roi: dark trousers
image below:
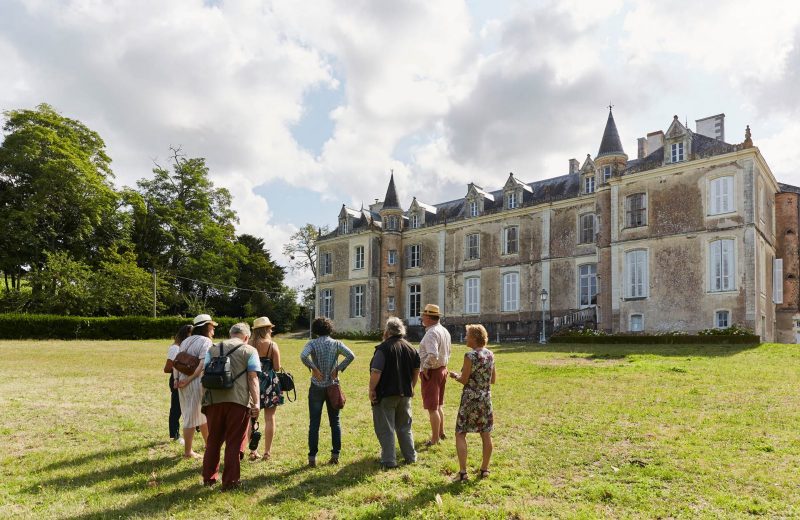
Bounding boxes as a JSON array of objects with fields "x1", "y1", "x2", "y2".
[
  {"x1": 168, "y1": 375, "x2": 181, "y2": 439},
  {"x1": 308, "y1": 384, "x2": 341, "y2": 458},
  {"x1": 202, "y1": 402, "x2": 250, "y2": 488}
]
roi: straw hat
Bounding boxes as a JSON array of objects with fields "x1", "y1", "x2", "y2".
[
  {"x1": 253, "y1": 316, "x2": 274, "y2": 330},
  {"x1": 421, "y1": 304, "x2": 442, "y2": 317},
  {"x1": 192, "y1": 314, "x2": 218, "y2": 327}
]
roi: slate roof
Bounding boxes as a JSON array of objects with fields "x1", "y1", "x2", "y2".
[
  {"x1": 597, "y1": 109, "x2": 625, "y2": 158},
  {"x1": 779, "y1": 183, "x2": 800, "y2": 194},
  {"x1": 382, "y1": 173, "x2": 400, "y2": 209}
]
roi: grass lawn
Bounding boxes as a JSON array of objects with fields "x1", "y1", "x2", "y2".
[{"x1": 1, "y1": 337, "x2": 799, "y2": 519}]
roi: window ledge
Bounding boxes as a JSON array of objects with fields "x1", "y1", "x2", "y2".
[
  {"x1": 622, "y1": 297, "x2": 648, "y2": 301},
  {"x1": 706, "y1": 210, "x2": 737, "y2": 217},
  {"x1": 622, "y1": 225, "x2": 648, "y2": 230},
  {"x1": 708, "y1": 289, "x2": 737, "y2": 294}
]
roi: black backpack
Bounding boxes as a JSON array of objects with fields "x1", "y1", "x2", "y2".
[{"x1": 202, "y1": 342, "x2": 246, "y2": 390}]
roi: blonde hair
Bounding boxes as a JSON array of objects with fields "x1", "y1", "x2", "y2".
[
  {"x1": 465, "y1": 324, "x2": 488, "y2": 347},
  {"x1": 248, "y1": 325, "x2": 272, "y2": 347}
]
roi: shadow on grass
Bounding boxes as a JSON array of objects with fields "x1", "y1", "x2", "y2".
[
  {"x1": 366, "y1": 477, "x2": 475, "y2": 519},
  {"x1": 36, "y1": 441, "x2": 161, "y2": 472},
  {"x1": 489, "y1": 341, "x2": 759, "y2": 358}
]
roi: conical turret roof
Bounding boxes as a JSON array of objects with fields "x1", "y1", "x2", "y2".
[
  {"x1": 382, "y1": 173, "x2": 400, "y2": 210},
  {"x1": 597, "y1": 108, "x2": 625, "y2": 158}
]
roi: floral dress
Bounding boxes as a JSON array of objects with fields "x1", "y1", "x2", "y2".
[
  {"x1": 455, "y1": 348, "x2": 494, "y2": 433},
  {"x1": 259, "y1": 341, "x2": 284, "y2": 409}
]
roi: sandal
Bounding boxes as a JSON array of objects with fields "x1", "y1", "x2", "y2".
[
  {"x1": 479, "y1": 469, "x2": 490, "y2": 479},
  {"x1": 424, "y1": 440, "x2": 438, "y2": 447},
  {"x1": 249, "y1": 452, "x2": 260, "y2": 461},
  {"x1": 261, "y1": 452, "x2": 271, "y2": 461},
  {"x1": 455, "y1": 470, "x2": 469, "y2": 482}
]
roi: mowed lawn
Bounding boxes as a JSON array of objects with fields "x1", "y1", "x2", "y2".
[{"x1": 1, "y1": 338, "x2": 799, "y2": 519}]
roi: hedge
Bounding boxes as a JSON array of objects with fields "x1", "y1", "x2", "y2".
[
  {"x1": 549, "y1": 334, "x2": 761, "y2": 345},
  {"x1": 0, "y1": 314, "x2": 255, "y2": 340}
]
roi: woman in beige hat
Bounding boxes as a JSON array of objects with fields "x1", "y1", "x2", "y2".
[{"x1": 247, "y1": 316, "x2": 283, "y2": 461}]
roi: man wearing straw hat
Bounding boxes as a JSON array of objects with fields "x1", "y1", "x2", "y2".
[{"x1": 418, "y1": 304, "x2": 451, "y2": 446}]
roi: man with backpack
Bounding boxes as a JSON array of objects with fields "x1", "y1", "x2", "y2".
[{"x1": 201, "y1": 322, "x2": 261, "y2": 490}]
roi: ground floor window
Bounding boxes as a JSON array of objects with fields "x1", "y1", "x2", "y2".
[
  {"x1": 320, "y1": 289, "x2": 334, "y2": 319},
  {"x1": 715, "y1": 310, "x2": 729, "y2": 328},
  {"x1": 630, "y1": 313, "x2": 643, "y2": 332},
  {"x1": 578, "y1": 264, "x2": 597, "y2": 307},
  {"x1": 408, "y1": 284, "x2": 421, "y2": 319}
]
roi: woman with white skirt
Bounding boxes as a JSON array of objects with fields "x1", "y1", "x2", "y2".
[{"x1": 176, "y1": 314, "x2": 216, "y2": 459}]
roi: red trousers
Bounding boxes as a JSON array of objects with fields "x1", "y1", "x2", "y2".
[{"x1": 202, "y1": 402, "x2": 249, "y2": 488}]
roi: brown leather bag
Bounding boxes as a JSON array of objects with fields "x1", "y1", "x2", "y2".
[
  {"x1": 325, "y1": 381, "x2": 346, "y2": 410},
  {"x1": 173, "y1": 351, "x2": 200, "y2": 376}
]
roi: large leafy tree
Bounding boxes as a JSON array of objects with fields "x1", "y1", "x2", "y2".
[
  {"x1": 0, "y1": 104, "x2": 121, "y2": 293},
  {"x1": 127, "y1": 148, "x2": 241, "y2": 313},
  {"x1": 283, "y1": 224, "x2": 329, "y2": 279}
]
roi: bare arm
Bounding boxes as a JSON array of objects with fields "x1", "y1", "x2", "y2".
[
  {"x1": 271, "y1": 342, "x2": 282, "y2": 371},
  {"x1": 449, "y1": 354, "x2": 472, "y2": 385},
  {"x1": 490, "y1": 366, "x2": 496, "y2": 384},
  {"x1": 368, "y1": 370, "x2": 381, "y2": 404},
  {"x1": 248, "y1": 371, "x2": 260, "y2": 416},
  {"x1": 411, "y1": 368, "x2": 420, "y2": 389}
]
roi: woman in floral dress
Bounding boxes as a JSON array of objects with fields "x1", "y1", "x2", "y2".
[
  {"x1": 247, "y1": 316, "x2": 283, "y2": 461},
  {"x1": 449, "y1": 324, "x2": 496, "y2": 481}
]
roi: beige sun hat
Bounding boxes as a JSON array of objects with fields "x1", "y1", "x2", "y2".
[
  {"x1": 253, "y1": 316, "x2": 274, "y2": 330},
  {"x1": 421, "y1": 304, "x2": 442, "y2": 317},
  {"x1": 192, "y1": 314, "x2": 218, "y2": 327}
]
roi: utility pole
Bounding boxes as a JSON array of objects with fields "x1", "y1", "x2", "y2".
[{"x1": 153, "y1": 268, "x2": 157, "y2": 318}]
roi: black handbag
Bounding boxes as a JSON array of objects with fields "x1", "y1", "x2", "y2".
[{"x1": 276, "y1": 370, "x2": 296, "y2": 402}]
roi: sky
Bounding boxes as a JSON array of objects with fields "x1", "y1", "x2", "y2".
[{"x1": 2, "y1": 0, "x2": 800, "y2": 291}]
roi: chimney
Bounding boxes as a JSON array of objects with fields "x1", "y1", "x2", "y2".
[
  {"x1": 569, "y1": 158, "x2": 580, "y2": 175},
  {"x1": 695, "y1": 113, "x2": 725, "y2": 142},
  {"x1": 637, "y1": 137, "x2": 646, "y2": 159},
  {"x1": 646, "y1": 131, "x2": 664, "y2": 156}
]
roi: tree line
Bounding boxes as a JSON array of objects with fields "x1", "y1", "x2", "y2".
[{"x1": 0, "y1": 104, "x2": 300, "y2": 329}]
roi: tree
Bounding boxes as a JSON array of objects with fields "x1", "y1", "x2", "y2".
[
  {"x1": 283, "y1": 224, "x2": 329, "y2": 280},
  {"x1": 127, "y1": 148, "x2": 240, "y2": 313},
  {"x1": 0, "y1": 104, "x2": 121, "y2": 294}
]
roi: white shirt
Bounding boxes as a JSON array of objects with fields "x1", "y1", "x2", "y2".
[
  {"x1": 418, "y1": 322, "x2": 451, "y2": 370},
  {"x1": 167, "y1": 343, "x2": 179, "y2": 379}
]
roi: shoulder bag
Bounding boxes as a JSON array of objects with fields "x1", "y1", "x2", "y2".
[
  {"x1": 326, "y1": 380, "x2": 346, "y2": 410},
  {"x1": 173, "y1": 350, "x2": 200, "y2": 376}
]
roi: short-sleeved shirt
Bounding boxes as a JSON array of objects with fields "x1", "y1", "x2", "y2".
[
  {"x1": 166, "y1": 343, "x2": 180, "y2": 361},
  {"x1": 203, "y1": 338, "x2": 261, "y2": 408},
  {"x1": 419, "y1": 322, "x2": 452, "y2": 370}
]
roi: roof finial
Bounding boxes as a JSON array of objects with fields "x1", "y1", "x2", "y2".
[
  {"x1": 743, "y1": 125, "x2": 753, "y2": 148},
  {"x1": 608, "y1": 102, "x2": 614, "y2": 112}
]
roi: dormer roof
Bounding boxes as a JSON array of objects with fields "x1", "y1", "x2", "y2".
[
  {"x1": 665, "y1": 115, "x2": 690, "y2": 139},
  {"x1": 466, "y1": 183, "x2": 495, "y2": 201},
  {"x1": 410, "y1": 197, "x2": 437, "y2": 214},
  {"x1": 580, "y1": 154, "x2": 596, "y2": 172},
  {"x1": 597, "y1": 108, "x2": 625, "y2": 158},
  {"x1": 504, "y1": 172, "x2": 533, "y2": 193}
]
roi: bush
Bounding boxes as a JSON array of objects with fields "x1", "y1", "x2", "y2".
[
  {"x1": 552, "y1": 327, "x2": 607, "y2": 337},
  {"x1": 697, "y1": 324, "x2": 754, "y2": 336},
  {"x1": 331, "y1": 330, "x2": 383, "y2": 342},
  {"x1": 0, "y1": 314, "x2": 256, "y2": 340}
]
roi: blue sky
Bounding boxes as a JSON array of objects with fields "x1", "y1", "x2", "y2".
[{"x1": 2, "y1": 0, "x2": 799, "y2": 289}]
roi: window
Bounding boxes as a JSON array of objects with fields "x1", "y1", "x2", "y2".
[
  {"x1": 388, "y1": 273, "x2": 395, "y2": 288},
  {"x1": 584, "y1": 175, "x2": 595, "y2": 194},
  {"x1": 709, "y1": 239, "x2": 735, "y2": 292},
  {"x1": 350, "y1": 285, "x2": 365, "y2": 317},
  {"x1": 321, "y1": 252, "x2": 332, "y2": 275},
  {"x1": 466, "y1": 233, "x2": 480, "y2": 260},
  {"x1": 410, "y1": 214, "x2": 420, "y2": 229},
  {"x1": 465, "y1": 277, "x2": 480, "y2": 314},
  {"x1": 715, "y1": 310, "x2": 729, "y2": 328},
  {"x1": 507, "y1": 191, "x2": 517, "y2": 209},
  {"x1": 671, "y1": 142, "x2": 684, "y2": 162},
  {"x1": 469, "y1": 200, "x2": 478, "y2": 217},
  {"x1": 625, "y1": 249, "x2": 648, "y2": 298},
  {"x1": 774, "y1": 258, "x2": 783, "y2": 304},
  {"x1": 502, "y1": 272, "x2": 519, "y2": 311},
  {"x1": 603, "y1": 165, "x2": 612, "y2": 182},
  {"x1": 320, "y1": 289, "x2": 334, "y2": 319},
  {"x1": 385, "y1": 215, "x2": 397, "y2": 231},
  {"x1": 354, "y1": 246, "x2": 364, "y2": 270},
  {"x1": 630, "y1": 314, "x2": 644, "y2": 332},
  {"x1": 579, "y1": 214, "x2": 595, "y2": 244},
  {"x1": 408, "y1": 283, "x2": 421, "y2": 318},
  {"x1": 709, "y1": 176, "x2": 734, "y2": 215},
  {"x1": 626, "y1": 193, "x2": 647, "y2": 227},
  {"x1": 502, "y1": 226, "x2": 519, "y2": 255},
  {"x1": 388, "y1": 249, "x2": 397, "y2": 265},
  {"x1": 339, "y1": 219, "x2": 349, "y2": 234},
  {"x1": 578, "y1": 264, "x2": 597, "y2": 307},
  {"x1": 406, "y1": 244, "x2": 420, "y2": 268},
  {"x1": 387, "y1": 296, "x2": 395, "y2": 312}
]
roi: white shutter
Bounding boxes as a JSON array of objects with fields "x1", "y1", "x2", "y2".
[{"x1": 774, "y1": 258, "x2": 784, "y2": 304}]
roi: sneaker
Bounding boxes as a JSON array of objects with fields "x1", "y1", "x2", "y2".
[
  {"x1": 178, "y1": 438, "x2": 185, "y2": 446},
  {"x1": 308, "y1": 456, "x2": 316, "y2": 467},
  {"x1": 328, "y1": 456, "x2": 339, "y2": 465}
]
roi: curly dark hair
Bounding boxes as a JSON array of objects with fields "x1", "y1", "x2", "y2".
[{"x1": 311, "y1": 317, "x2": 334, "y2": 337}]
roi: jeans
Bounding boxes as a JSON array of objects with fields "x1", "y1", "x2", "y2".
[
  {"x1": 308, "y1": 384, "x2": 341, "y2": 458},
  {"x1": 372, "y1": 395, "x2": 416, "y2": 467},
  {"x1": 168, "y1": 375, "x2": 181, "y2": 439}
]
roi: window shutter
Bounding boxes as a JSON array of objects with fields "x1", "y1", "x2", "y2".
[
  {"x1": 330, "y1": 292, "x2": 334, "y2": 320},
  {"x1": 405, "y1": 246, "x2": 410, "y2": 268},
  {"x1": 774, "y1": 258, "x2": 784, "y2": 304},
  {"x1": 349, "y1": 286, "x2": 355, "y2": 318}
]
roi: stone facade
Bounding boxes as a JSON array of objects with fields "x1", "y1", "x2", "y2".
[{"x1": 316, "y1": 110, "x2": 796, "y2": 342}]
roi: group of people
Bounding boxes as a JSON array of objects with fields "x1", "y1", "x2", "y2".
[{"x1": 162, "y1": 303, "x2": 496, "y2": 490}]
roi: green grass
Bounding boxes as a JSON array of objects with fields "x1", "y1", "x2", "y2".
[{"x1": 1, "y1": 338, "x2": 799, "y2": 519}]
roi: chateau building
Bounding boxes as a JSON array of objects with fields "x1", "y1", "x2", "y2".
[{"x1": 316, "y1": 110, "x2": 800, "y2": 342}]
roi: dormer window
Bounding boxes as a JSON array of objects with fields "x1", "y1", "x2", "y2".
[
  {"x1": 410, "y1": 214, "x2": 420, "y2": 229},
  {"x1": 671, "y1": 142, "x2": 684, "y2": 162},
  {"x1": 603, "y1": 166, "x2": 612, "y2": 182},
  {"x1": 506, "y1": 192, "x2": 517, "y2": 209},
  {"x1": 385, "y1": 215, "x2": 397, "y2": 231},
  {"x1": 339, "y1": 219, "x2": 349, "y2": 234},
  {"x1": 584, "y1": 176, "x2": 595, "y2": 194},
  {"x1": 469, "y1": 200, "x2": 479, "y2": 217}
]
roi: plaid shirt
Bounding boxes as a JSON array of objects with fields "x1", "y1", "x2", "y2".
[{"x1": 300, "y1": 336, "x2": 355, "y2": 388}]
